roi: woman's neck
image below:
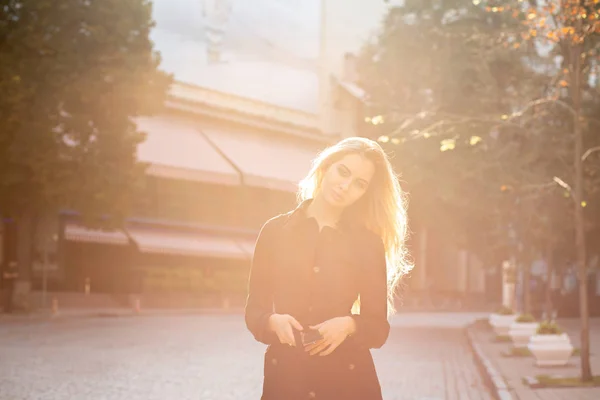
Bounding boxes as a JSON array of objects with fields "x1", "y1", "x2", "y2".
[{"x1": 305, "y1": 194, "x2": 344, "y2": 230}]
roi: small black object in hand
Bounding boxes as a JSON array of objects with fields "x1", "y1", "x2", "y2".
[{"x1": 301, "y1": 329, "x2": 323, "y2": 346}]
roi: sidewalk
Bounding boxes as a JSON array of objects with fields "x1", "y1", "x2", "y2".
[
  {"x1": 0, "y1": 307, "x2": 488, "y2": 325},
  {"x1": 467, "y1": 318, "x2": 600, "y2": 400},
  {"x1": 0, "y1": 306, "x2": 245, "y2": 323}
]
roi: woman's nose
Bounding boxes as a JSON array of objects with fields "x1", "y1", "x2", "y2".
[{"x1": 339, "y1": 179, "x2": 351, "y2": 191}]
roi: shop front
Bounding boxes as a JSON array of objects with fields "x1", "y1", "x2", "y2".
[
  {"x1": 40, "y1": 108, "x2": 327, "y2": 308},
  {"x1": 56, "y1": 214, "x2": 259, "y2": 307}
]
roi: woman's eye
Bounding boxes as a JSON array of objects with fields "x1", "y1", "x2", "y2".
[
  {"x1": 355, "y1": 181, "x2": 367, "y2": 190},
  {"x1": 337, "y1": 166, "x2": 349, "y2": 177}
]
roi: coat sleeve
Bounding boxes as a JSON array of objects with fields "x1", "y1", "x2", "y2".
[
  {"x1": 244, "y1": 218, "x2": 279, "y2": 345},
  {"x1": 350, "y1": 234, "x2": 390, "y2": 349}
]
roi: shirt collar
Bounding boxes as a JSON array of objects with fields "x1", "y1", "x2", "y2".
[
  {"x1": 284, "y1": 198, "x2": 358, "y2": 231},
  {"x1": 283, "y1": 199, "x2": 313, "y2": 229}
]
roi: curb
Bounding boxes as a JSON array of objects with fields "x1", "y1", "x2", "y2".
[{"x1": 465, "y1": 324, "x2": 514, "y2": 400}]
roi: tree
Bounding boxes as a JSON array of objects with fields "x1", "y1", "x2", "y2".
[
  {"x1": 363, "y1": 0, "x2": 600, "y2": 382},
  {"x1": 356, "y1": 0, "x2": 545, "y2": 268},
  {"x1": 0, "y1": 0, "x2": 172, "y2": 302},
  {"x1": 485, "y1": 0, "x2": 600, "y2": 382}
]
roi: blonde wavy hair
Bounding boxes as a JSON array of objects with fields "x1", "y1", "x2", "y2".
[{"x1": 298, "y1": 137, "x2": 413, "y2": 316}]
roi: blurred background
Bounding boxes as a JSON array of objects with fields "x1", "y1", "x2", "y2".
[
  {"x1": 0, "y1": 0, "x2": 401, "y2": 314},
  {"x1": 1, "y1": 0, "x2": 599, "y2": 322},
  {"x1": 3, "y1": 1, "x2": 600, "y2": 398}
]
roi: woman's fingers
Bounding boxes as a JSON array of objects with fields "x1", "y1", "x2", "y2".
[
  {"x1": 279, "y1": 333, "x2": 295, "y2": 346},
  {"x1": 318, "y1": 338, "x2": 342, "y2": 356},
  {"x1": 289, "y1": 316, "x2": 304, "y2": 331},
  {"x1": 303, "y1": 339, "x2": 322, "y2": 353},
  {"x1": 273, "y1": 315, "x2": 304, "y2": 346},
  {"x1": 304, "y1": 331, "x2": 343, "y2": 356},
  {"x1": 309, "y1": 323, "x2": 323, "y2": 331},
  {"x1": 308, "y1": 338, "x2": 330, "y2": 356},
  {"x1": 275, "y1": 324, "x2": 294, "y2": 346},
  {"x1": 276, "y1": 331, "x2": 288, "y2": 345},
  {"x1": 286, "y1": 326, "x2": 297, "y2": 346}
]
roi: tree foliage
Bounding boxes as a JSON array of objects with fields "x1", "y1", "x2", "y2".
[
  {"x1": 0, "y1": 0, "x2": 172, "y2": 226},
  {"x1": 358, "y1": 0, "x2": 551, "y2": 264},
  {"x1": 360, "y1": 0, "x2": 600, "y2": 381},
  {"x1": 359, "y1": 0, "x2": 600, "y2": 262}
]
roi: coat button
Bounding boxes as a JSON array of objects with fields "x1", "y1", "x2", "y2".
[
  {"x1": 271, "y1": 358, "x2": 278, "y2": 366},
  {"x1": 308, "y1": 391, "x2": 316, "y2": 398},
  {"x1": 313, "y1": 266, "x2": 320, "y2": 273},
  {"x1": 348, "y1": 363, "x2": 355, "y2": 370}
]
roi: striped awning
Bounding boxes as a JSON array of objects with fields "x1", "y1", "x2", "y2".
[
  {"x1": 236, "y1": 236, "x2": 257, "y2": 257},
  {"x1": 64, "y1": 224, "x2": 129, "y2": 245},
  {"x1": 201, "y1": 128, "x2": 322, "y2": 192},
  {"x1": 127, "y1": 228, "x2": 250, "y2": 260},
  {"x1": 135, "y1": 115, "x2": 242, "y2": 186},
  {"x1": 63, "y1": 222, "x2": 257, "y2": 260}
]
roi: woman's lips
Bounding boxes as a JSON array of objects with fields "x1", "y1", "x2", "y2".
[{"x1": 331, "y1": 190, "x2": 344, "y2": 202}]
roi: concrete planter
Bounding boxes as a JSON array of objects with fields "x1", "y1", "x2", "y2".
[
  {"x1": 508, "y1": 322, "x2": 539, "y2": 348},
  {"x1": 527, "y1": 333, "x2": 573, "y2": 367},
  {"x1": 488, "y1": 312, "x2": 512, "y2": 325},
  {"x1": 490, "y1": 314, "x2": 518, "y2": 336}
]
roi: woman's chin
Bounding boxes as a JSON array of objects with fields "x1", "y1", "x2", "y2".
[{"x1": 324, "y1": 193, "x2": 346, "y2": 208}]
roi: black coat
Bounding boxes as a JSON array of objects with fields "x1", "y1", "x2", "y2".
[{"x1": 245, "y1": 200, "x2": 390, "y2": 400}]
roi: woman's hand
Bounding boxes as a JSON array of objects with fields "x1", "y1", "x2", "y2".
[
  {"x1": 268, "y1": 314, "x2": 303, "y2": 346},
  {"x1": 305, "y1": 316, "x2": 356, "y2": 356}
]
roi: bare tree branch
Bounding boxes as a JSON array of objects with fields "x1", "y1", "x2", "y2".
[
  {"x1": 385, "y1": 96, "x2": 582, "y2": 140},
  {"x1": 582, "y1": 146, "x2": 600, "y2": 162}
]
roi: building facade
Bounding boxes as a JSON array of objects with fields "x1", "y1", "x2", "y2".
[
  {"x1": 2, "y1": 0, "x2": 374, "y2": 310},
  {"x1": 4, "y1": 0, "x2": 572, "y2": 313}
]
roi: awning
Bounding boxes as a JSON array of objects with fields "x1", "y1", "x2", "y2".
[
  {"x1": 135, "y1": 115, "x2": 241, "y2": 186},
  {"x1": 236, "y1": 236, "x2": 257, "y2": 257},
  {"x1": 201, "y1": 129, "x2": 322, "y2": 192},
  {"x1": 127, "y1": 227, "x2": 250, "y2": 260},
  {"x1": 64, "y1": 223, "x2": 129, "y2": 245}
]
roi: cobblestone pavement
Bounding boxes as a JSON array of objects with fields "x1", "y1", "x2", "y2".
[{"x1": 0, "y1": 313, "x2": 493, "y2": 400}]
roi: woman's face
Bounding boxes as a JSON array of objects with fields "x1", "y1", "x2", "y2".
[{"x1": 320, "y1": 153, "x2": 375, "y2": 209}]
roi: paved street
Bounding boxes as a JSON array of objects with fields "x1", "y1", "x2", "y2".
[{"x1": 0, "y1": 313, "x2": 493, "y2": 400}]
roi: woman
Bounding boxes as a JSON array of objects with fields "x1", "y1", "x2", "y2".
[{"x1": 245, "y1": 137, "x2": 411, "y2": 399}]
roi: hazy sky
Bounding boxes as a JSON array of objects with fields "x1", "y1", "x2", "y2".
[
  {"x1": 148, "y1": 0, "x2": 395, "y2": 111},
  {"x1": 151, "y1": 0, "x2": 392, "y2": 72}
]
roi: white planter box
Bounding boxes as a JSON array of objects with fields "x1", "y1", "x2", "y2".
[
  {"x1": 489, "y1": 312, "x2": 513, "y2": 325},
  {"x1": 528, "y1": 333, "x2": 573, "y2": 367},
  {"x1": 509, "y1": 322, "x2": 539, "y2": 348},
  {"x1": 490, "y1": 314, "x2": 518, "y2": 336}
]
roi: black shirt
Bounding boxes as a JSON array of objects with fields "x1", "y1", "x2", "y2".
[{"x1": 244, "y1": 199, "x2": 390, "y2": 400}]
